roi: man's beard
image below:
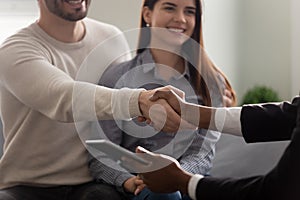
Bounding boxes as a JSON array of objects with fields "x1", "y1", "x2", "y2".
[{"x1": 44, "y1": 0, "x2": 90, "y2": 22}]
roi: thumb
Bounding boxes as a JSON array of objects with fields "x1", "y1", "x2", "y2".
[
  {"x1": 136, "y1": 146, "x2": 153, "y2": 155},
  {"x1": 149, "y1": 91, "x2": 161, "y2": 101},
  {"x1": 166, "y1": 85, "x2": 185, "y2": 99},
  {"x1": 149, "y1": 90, "x2": 172, "y2": 102}
]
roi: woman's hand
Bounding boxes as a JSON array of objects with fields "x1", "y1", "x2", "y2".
[
  {"x1": 123, "y1": 176, "x2": 146, "y2": 195},
  {"x1": 223, "y1": 88, "x2": 235, "y2": 107}
]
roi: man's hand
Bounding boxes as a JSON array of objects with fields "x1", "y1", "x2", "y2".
[
  {"x1": 123, "y1": 176, "x2": 146, "y2": 195},
  {"x1": 133, "y1": 146, "x2": 192, "y2": 194},
  {"x1": 149, "y1": 85, "x2": 186, "y2": 115},
  {"x1": 138, "y1": 86, "x2": 184, "y2": 133},
  {"x1": 148, "y1": 86, "x2": 199, "y2": 129}
]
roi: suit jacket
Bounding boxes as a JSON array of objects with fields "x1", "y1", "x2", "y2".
[{"x1": 196, "y1": 96, "x2": 300, "y2": 200}]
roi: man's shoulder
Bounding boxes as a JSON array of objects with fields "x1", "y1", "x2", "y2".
[{"x1": 0, "y1": 23, "x2": 41, "y2": 55}]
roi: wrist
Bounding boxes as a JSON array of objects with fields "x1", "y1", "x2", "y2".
[
  {"x1": 138, "y1": 90, "x2": 148, "y2": 116},
  {"x1": 176, "y1": 171, "x2": 192, "y2": 194},
  {"x1": 129, "y1": 89, "x2": 145, "y2": 117},
  {"x1": 198, "y1": 106, "x2": 214, "y2": 129},
  {"x1": 182, "y1": 102, "x2": 201, "y2": 127}
]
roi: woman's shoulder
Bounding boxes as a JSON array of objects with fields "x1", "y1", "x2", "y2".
[{"x1": 98, "y1": 56, "x2": 140, "y2": 87}]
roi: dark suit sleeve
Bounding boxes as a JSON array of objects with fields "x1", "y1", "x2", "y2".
[
  {"x1": 196, "y1": 176, "x2": 266, "y2": 200},
  {"x1": 241, "y1": 97, "x2": 299, "y2": 143},
  {"x1": 195, "y1": 97, "x2": 300, "y2": 200},
  {"x1": 196, "y1": 126, "x2": 300, "y2": 200}
]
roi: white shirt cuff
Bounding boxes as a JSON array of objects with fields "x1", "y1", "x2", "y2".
[
  {"x1": 188, "y1": 174, "x2": 204, "y2": 200},
  {"x1": 214, "y1": 107, "x2": 242, "y2": 136}
]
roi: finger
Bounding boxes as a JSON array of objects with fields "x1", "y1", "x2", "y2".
[
  {"x1": 149, "y1": 90, "x2": 171, "y2": 101},
  {"x1": 134, "y1": 184, "x2": 146, "y2": 195},
  {"x1": 152, "y1": 116, "x2": 180, "y2": 133},
  {"x1": 134, "y1": 188, "x2": 140, "y2": 195},
  {"x1": 137, "y1": 116, "x2": 147, "y2": 122},
  {"x1": 223, "y1": 96, "x2": 232, "y2": 107},
  {"x1": 136, "y1": 146, "x2": 153, "y2": 154},
  {"x1": 146, "y1": 98, "x2": 181, "y2": 132},
  {"x1": 148, "y1": 103, "x2": 167, "y2": 131},
  {"x1": 224, "y1": 89, "x2": 232, "y2": 97},
  {"x1": 134, "y1": 179, "x2": 144, "y2": 185},
  {"x1": 165, "y1": 85, "x2": 185, "y2": 99}
]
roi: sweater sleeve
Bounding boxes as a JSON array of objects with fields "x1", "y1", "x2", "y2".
[{"x1": 0, "y1": 40, "x2": 142, "y2": 122}]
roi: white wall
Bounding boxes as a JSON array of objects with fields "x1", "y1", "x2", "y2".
[
  {"x1": 238, "y1": 0, "x2": 292, "y2": 101},
  {"x1": 291, "y1": 0, "x2": 300, "y2": 96},
  {"x1": 203, "y1": 0, "x2": 293, "y2": 102},
  {"x1": 202, "y1": 0, "x2": 240, "y2": 100},
  {"x1": 88, "y1": 0, "x2": 142, "y2": 50},
  {"x1": 88, "y1": 0, "x2": 142, "y2": 30},
  {"x1": 0, "y1": 0, "x2": 38, "y2": 43}
]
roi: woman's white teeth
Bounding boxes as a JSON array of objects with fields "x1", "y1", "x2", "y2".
[
  {"x1": 67, "y1": 0, "x2": 82, "y2": 4},
  {"x1": 168, "y1": 28, "x2": 184, "y2": 33}
]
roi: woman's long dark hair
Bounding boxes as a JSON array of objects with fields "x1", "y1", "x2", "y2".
[{"x1": 137, "y1": 0, "x2": 237, "y2": 106}]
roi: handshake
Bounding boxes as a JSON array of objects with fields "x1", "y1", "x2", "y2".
[{"x1": 138, "y1": 85, "x2": 206, "y2": 133}]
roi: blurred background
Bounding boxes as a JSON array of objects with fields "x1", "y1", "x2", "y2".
[{"x1": 1, "y1": 0, "x2": 299, "y2": 102}]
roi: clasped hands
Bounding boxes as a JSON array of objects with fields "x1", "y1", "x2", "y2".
[{"x1": 138, "y1": 85, "x2": 197, "y2": 133}]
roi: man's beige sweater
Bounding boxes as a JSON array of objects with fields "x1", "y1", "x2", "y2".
[{"x1": 0, "y1": 18, "x2": 142, "y2": 189}]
